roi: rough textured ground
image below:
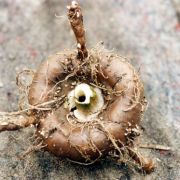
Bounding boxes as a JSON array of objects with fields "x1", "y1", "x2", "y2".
[{"x1": 0, "y1": 0, "x2": 179, "y2": 179}]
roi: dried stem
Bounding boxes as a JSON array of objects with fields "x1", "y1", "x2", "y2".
[
  {"x1": 139, "y1": 144, "x2": 171, "y2": 151},
  {"x1": 0, "y1": 114, "x2": 35, "y2": 133},
  {"x1": 127, "y1": 147, "x2": 155, "y2": 174},
  {"x1": 67, "y1": 1, "x2": 88, "y2": 59}
]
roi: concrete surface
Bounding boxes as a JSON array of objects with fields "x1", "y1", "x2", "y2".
[{"x1": 0, "y1": 0, "x2": 180, "y2": 179}]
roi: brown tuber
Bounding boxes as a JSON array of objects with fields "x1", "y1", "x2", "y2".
[{"x1": 0, "y1": 1, "x2": 154, "y2": 174}]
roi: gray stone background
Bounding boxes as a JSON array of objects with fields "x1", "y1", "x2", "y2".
[{"x1": 0, "y1": 0, "x2": 179, "y2": 179}]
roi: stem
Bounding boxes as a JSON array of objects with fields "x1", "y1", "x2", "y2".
[
  {"x1": 127, "y1": 147, "x2": 155, "y2": 174},
  {"x1": 0, "y1": 114, "x2": 35, "y2": 133},
  {"x1": 139, "y1": 144, "x2": 171, "y2": 151},
  {"x1": 67, "y1": 1, "x2": 88, "y2": 59}
]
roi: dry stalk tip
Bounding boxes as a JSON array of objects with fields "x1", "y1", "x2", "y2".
[{"x1": 67, "y1": 1, "x2": 88, "y2": 59}]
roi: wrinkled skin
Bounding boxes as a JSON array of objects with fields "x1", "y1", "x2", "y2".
[{"x1": 28, "y1": 51, "x2": 145, "y2": 163}]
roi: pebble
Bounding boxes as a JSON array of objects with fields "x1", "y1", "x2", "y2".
[
  {"x1": 0, "y1": 81, "x2": 3, "y2": 88},
  {"x1": 8, "y1": 53, "x2": 16, "y2": 61}
]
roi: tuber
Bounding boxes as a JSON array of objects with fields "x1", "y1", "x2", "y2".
[{"x1": 0, "y1": 1, "x2": 155, "y2": 174}]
